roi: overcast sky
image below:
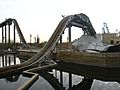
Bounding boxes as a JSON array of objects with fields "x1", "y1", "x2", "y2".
[{"x1": 0, "y1": 0, "x2": 120, "y2": 42}]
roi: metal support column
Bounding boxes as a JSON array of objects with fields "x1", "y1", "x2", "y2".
[
  {"x1": 60, "y1": 35, "x2": 62, "y2": 49},
  {"x1": 4, "y1": 25, "x2": 7, "y2": 50},
  {"x1": 2, "y1": 27, "x2": 4, "y2": 51},
  {"x1": 69, "y1": 73, "x2": 72, "y2": 89},
  {"x1": 68, "y1": 25, "x2": 72, "y2": 50},
  {"x1": 8, "y1": 24, "x2": 10, "y2": 44},
  {"x1": 5, "y1": 25, "x2": 7, "y2": 44},
  {"x1": 13, "y1": 24, "x2": 16, "y2": 51}
]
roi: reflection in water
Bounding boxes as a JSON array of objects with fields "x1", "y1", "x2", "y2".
[
  {"x1": 0, "y1": 54, "x2": 20, "y2": 67},
  {"x1": 51, "y1": 70, "x2": 93, "y2": 90},
  {"x1": 50, "y1": 70, "x2": 120, "y2": 90},
  {"x1": 5, "y1": 75, "x2": 19, "y2": 82},
  {"x1": 38, "y1": 71, "x2": 65, "y2": 90},
  {"x1": 0, "y1": 69, "x2": 120, "y2": 90},
  {"x1": 0, "y1": 55, "x2": 120, "y2": 90},
  {"x1": 0, "y1": 75, "x2": 29, "y2": 90},
  {"x1": 91, "y1": 80, "x2": 120, "y2": 90},
  {"x1": 68, "y1": 77, "x2": 93, "y2": 90}
]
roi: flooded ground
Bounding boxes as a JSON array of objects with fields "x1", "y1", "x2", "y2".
[{"x1": 0, "y1": 54, "x2": 120, "y2": 90}]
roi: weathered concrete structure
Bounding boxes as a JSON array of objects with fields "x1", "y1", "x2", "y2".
[{"x1": 102, "y1": 33, "x2": 120, "y2": 45}]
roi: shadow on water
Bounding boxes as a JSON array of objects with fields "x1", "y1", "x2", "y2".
[{"x1": 0, "y1": 54, "x2": 120, "y2": 90}]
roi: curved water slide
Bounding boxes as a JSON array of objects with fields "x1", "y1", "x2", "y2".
[
  {"x1": 13, "y1": 19, "x2": 31, "y2": 48},
  {"x1": 0, "y1": 18, "x2": 30, "y2": 48},
  {"x1": 0, "y1": 13, "x2": 96, "y2": 77}
]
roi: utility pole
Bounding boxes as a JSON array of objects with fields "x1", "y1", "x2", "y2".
[
  {"x1": 30, "y1": 34, "x2": 32, "y2": 43},
  {"x1": 37, "y1": 34, "x2": 40, "y2": 43},
  {"x1": 34, "y1": 37, "x2": 36, "y2": 43}
]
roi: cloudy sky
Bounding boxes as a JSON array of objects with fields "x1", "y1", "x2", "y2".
[{"x1": 0, "y1": 0, "x2": 120, "y2": 42}]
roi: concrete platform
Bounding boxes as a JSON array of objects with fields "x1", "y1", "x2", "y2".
[
  {"x1": 18, "y1": 49, "x2": 120, "y2": 67},
  {"x1": 55, "y1": 50, "x2": 120, "y2": 67}
]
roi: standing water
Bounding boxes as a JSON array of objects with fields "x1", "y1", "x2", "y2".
[{"x1": 0, "y1": 54, "x2": 120, "y2": 90}]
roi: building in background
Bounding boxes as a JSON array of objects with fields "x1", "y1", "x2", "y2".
[{"x1": 102, "y1": 33, "x2": 120, "y2": 45}]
